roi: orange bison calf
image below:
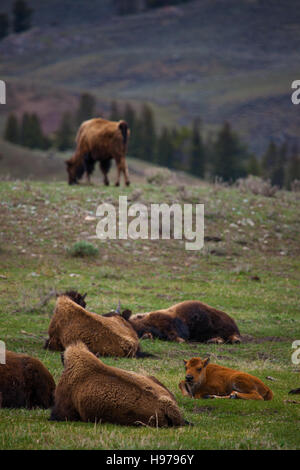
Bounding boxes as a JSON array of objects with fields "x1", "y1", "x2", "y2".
[
  {"x1": 65, "y1": 117, "x2": 130, "y2": 186},
  {"x1": 0, "y1": 351, "x2": 55, "y2": 408},
  {"x1": 179, "y1": 357, "x2": 273, "y2": 401},
  {"x1": 44, "y1": 295, "x2": 145, "y2": 358},
  {"x1": 50, "y1": 342, "x2": 186, "y2": 426},
  {"x1": 129, "y1": 300, "x2": 241, "y2": 344}
]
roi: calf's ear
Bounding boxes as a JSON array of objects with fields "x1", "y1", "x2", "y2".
[
  {"x1": 203, "y1": 357, "x2": 210, "y2": 367},
  {"x1": 183, "y1": 359, "x2": 187, "y2": 365}
]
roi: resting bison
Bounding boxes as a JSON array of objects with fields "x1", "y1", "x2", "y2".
[
  {"x1": 179, "y1": 357, "x2": 273, "y2": 400},
  {"x1": 50, "y1": 342, "x2": 186, "y2": 426},
  {"x1": 44, "y1": 295, "x2": 150, "y2": 358},
  {"x1": 128, "y1": 301, "x2": 241, "y2": 344},
  {"x1": 0, "y1": 350, "x2": 55, "y2": 408},
  {"x1": 65, "y1": 117, "x2": 130, "y2": 186}
]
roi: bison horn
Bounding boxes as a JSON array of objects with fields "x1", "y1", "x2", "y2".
[{"x1": 115, "y1": 300, "x2": 121, "y2": 314}]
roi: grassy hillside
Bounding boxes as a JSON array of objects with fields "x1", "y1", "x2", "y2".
[
  {"x1": 0, "y1": 175, "x2": 299, "y2": 449},
  {"x1": 1, "y1": 0, "x2": 300, "y2": 153}
]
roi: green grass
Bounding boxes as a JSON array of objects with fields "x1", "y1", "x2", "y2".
[
  {"x1": 0, "y1": 179, "x2": 299, "y2": 449},
  {"x1": 67, "y1": 241, "x2": 99, "y2": 258}
]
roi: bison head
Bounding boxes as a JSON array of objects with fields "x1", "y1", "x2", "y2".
[
  {"x1": 183, "y1": 357, "x2": 210, "y2": 386},
  {"x1": 65, "y1": 159, "x2": 85, "y2": 185}
]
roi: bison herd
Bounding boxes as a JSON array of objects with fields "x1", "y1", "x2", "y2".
[
  {"x1": 0, "y1": 290, "x2": 275, "y2": 427},
  {"x1": 0, "y1": 116, "x2": 279, "y2": 428}
]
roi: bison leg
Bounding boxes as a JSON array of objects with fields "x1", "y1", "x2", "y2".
[
  {"x1": 116, "y1": 158, "x2": 130, "y2": 186},
  {"x1": 141, "y1": 332, "x2": 153, "y2": 340},
  {"x1": 207, "y1": 337, "x2": 224, "y2": 344},
  {"x1": 100, "y1": 160, "x2": 111, "y2": 186},
  {"x1": 228, "y1": 334, "x2": 242, "y2": 344},
  {"x1": 229, "y1": 390, "x2": 264, "y2": 400}
]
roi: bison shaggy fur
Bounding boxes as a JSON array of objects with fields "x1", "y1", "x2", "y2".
[
  {"x1": 0, "y1": 350, "x2": 55, "y2": 409},
  {"x1": 50, "y1": 342, "x2": 186, "y2": 426},
  {"x1": 65, "y1": 117, "x2": 130, "y2": 186},
  {"x1": 44, "y1": 295, "x2": 142, "y2": 358},
  {"x1": 129, "y1": 300, "x2": 241, "y2": 344}
]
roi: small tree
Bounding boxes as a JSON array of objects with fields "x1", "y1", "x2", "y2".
[
  {"x1": 4, "y1": 113, "x2": 19, "y2": 144},
  {"x1": 139, "y1": 103, "x2": 156, "y2": 162},
  {"x1": 247, "y1": 154, "x2": 261, "y2": 176},
  {"x1": 212, "y1": 121, "x2": 247, "y2": 182},
  {"x1": 0, "y1": 13, "x2": 9, "y2": 40},
  {"x1": 190, "y1": 118, "x2": 205, "y2": 178},
  {"x1": 156, "y1": 126, "x2": 174, "y2": 167},
  {"x1": 75, "y1": 93, "x2": 96, "y2": 126},
  {"x1": 20, "y1": 113, "x2": 48, "y2": 149},
  {"x1": 261, "y1": 140, "x2": 277, "y2": 180},
  {"x1": 124, "y1": 103, "x2": 136, "y2": 130},
  {"x1": 284, "y1": 144, "x2": 300, "y2": 190},
  {"x1": 271, "y1": 141, "x2": 287, "y2": 188},
  {"x1": 55, "y1": 112, "x2": 74, "y2": 151},
  {"x1": 110, "y1": 101, "x2": 120, "y2": 121},
  {"x1": 13, "y1": 0, "x2": 32, "y2": 33}
]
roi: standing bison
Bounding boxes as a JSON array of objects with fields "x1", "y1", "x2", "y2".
[{"x1": 65, "y1": 118, "x2": 130, "y2": 186}]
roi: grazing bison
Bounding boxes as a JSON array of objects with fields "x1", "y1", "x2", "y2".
[
  {"x1": 50, "y1": 342, "x2": 187, "y2": 426},
  {"x1": 0, "y1": 350, "x2": 55, "y2": 408},
  {"x1": 128, "y1": 301, "x2": 241, "y2": 344},
  {"x1": 44, "y1": 295, "x2": 150, "y2": 358},
  {"x1": 179, "y1": 357, "x2": 273, "y2": 401},
  {"x1": 65, "y1": 117, "x2": 130, "y2": 186}
]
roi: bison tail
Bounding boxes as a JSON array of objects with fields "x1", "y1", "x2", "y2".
[{"x1": 119, "y1": 120, "x2": 128, "y2": 146}]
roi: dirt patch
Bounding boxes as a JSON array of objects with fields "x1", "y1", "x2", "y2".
[
  {"x1": 241, "y1": 334, "x2": 288, "y2": 344},
  {"x1": 193, "y1": 405, "x2": 215, "y2": 415}
]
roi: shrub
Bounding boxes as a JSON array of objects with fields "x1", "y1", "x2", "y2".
[
  {"x1": 145, "y1": 168, "x2": 175, "y2": 185},
  {"x1": 236, "y1": 176, "x2": 278, "y2": 197},
  {"x1": 291, "y1": 179, "x2": 300, "y2": 193},
  {"x1": 67, "y1": 241, "x2": 99, "y2": 258}
]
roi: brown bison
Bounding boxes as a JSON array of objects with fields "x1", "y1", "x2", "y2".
[
  {"x1": 179, "y1": 357, "x2": 273, "y2": 400},
  {"x1": 50, "y1": 342, "x2": 187, "y2": 426},
  {"x1": 126, "y1": 300, "x2": 241, "y2": 344},
  {"x1": 0, "y1": 350, "x2": 55, "y2": 408},
  {"x1": 44, "y1": 295, "x2": 150, "y2": 358},
  {"x1": 65, "y1": 117, "x2": 130, "y2": 186}
]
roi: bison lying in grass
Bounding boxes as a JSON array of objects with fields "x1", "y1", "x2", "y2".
[
  {"x1": 44, "y1": 295, "x2": 150, "y2": 358},
  {"x1": 127, "y1": 300, "x2": 241, "y2": 344},
  {"x1": 65, "y1": 117, "x2": 130, "y2": 186},
  {"x1": 179, "y1": 357, "x2": 273, "y2": 400},
  {"x1": 50, "y1": 342, "x2": 187, "y2": 426},
  {"x1": 0, "y1": 350, "x2": 55, "y2": 409}
]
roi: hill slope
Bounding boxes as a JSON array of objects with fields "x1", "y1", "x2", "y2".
[
  {"x1": 0, "y1": 178, "x2": 299, "y2": 449},
  {"x1": 0, "y1": 0, "x2": 300, "y2": 153}
]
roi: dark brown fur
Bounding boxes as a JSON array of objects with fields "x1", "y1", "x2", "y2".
[
  {"x1": 129, "y1": 301, "x2": 241, "y2": 344},
  {"x1": 62, "y1": 290, "x2": 87, "y2": 308},
  {"x1": 50, "y1": 342, "x2": 186, "y2": 426},
  {"x1": 65, "y1": 117, "x2": 130, "y2": 186},
  {"x1": 0, "y1": 351, "x2": 55, "y2": 408}
]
